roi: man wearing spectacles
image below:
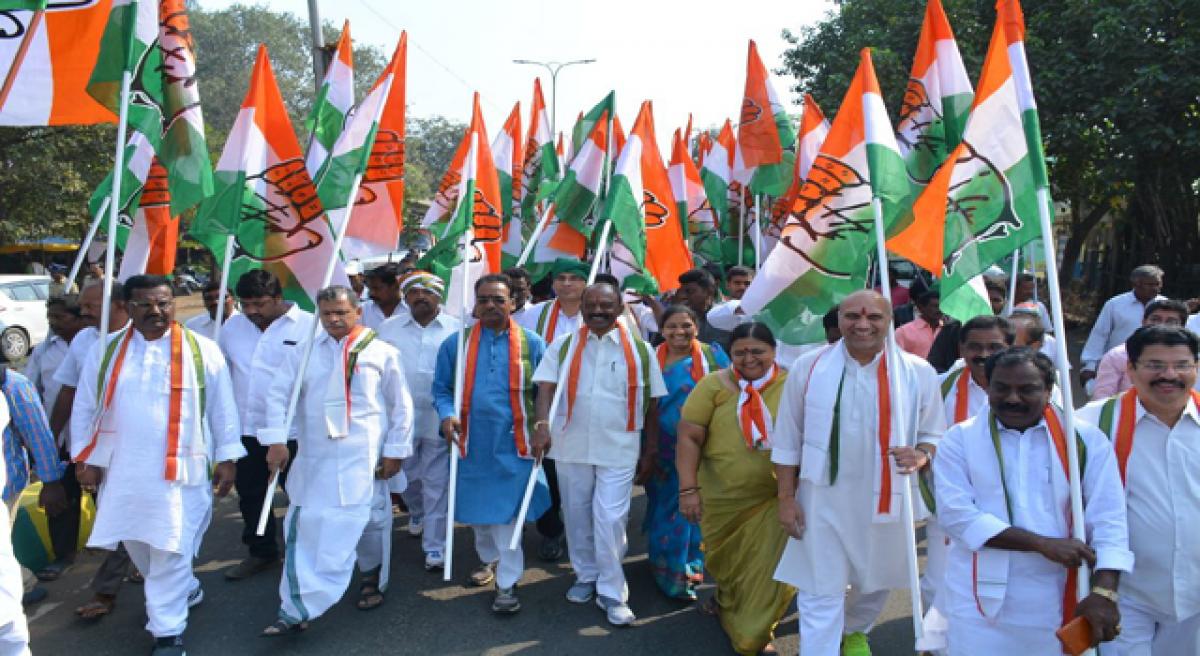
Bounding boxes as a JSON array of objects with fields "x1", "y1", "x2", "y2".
[
  {"x1": 1092, "y1": 300, "x2": 1192, "y2": 398},
  {"x1": 1078, "y1": 325, "x2": 1200, "y2": 654}
]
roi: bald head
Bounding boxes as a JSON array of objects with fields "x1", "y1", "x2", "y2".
[
  {"x1": 838, "y1": 289, "x2": 891, "y2": 361},
  {"x1": 839, "y1": 290, "x2": 892, "y2": 317}
]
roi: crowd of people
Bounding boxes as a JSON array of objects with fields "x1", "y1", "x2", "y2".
[{"x1": 0, "y1": 258, "x2": 1195, "y2": 656}]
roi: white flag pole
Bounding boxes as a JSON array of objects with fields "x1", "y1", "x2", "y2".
[
  {"x1": 1005, "y1": 247, "x2": 1021, "y2": 315},
  {"x1": 515, "y1": 203, "x2": 554, "y2": 267},
  {"x1": 68, "y1": 197, "x2": 109, "y2": 286},
  {"x1": 96, "y1": 69, "x2": 133, "y2": 377},
  {"x1": 870, "y1": 197, "x2": 925, "y2": 643},
  {"x1": 211, "y1": 235, "x2": 235, "y2": 344}
]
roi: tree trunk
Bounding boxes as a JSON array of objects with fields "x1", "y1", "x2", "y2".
[{"x1": 1058, "y1": 197, "x2": 1111, "y2": 289}]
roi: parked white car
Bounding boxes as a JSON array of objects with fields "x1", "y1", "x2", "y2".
[{"x1": 0, "y1": 275, "x2": 50, "y2": 360}]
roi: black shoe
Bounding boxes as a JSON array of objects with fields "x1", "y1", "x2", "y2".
[
  {"x1": 150, "y1": 635, "x2": 185, "y2": 655},
  {"x1": 21, "y1": 586, "x2": 47, "y2": 606},
  {"x1": 538, "y1": 534, "x2": 565, "y2": 562},
  {"x1": 224, "y1": 555, "x2": 278, "y2": 581}
]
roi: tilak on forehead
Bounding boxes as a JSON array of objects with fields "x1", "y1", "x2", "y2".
[{"x1": 839, "y1": 290, "x2": 889, "y2": 315}]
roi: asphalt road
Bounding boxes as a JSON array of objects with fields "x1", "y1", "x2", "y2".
[{"x1": 24, "y1": 488, "x2": 922, "y2": 655}]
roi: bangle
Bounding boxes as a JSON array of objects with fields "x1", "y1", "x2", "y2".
[
  {"x1": 534, "y1": 420, "x2": 550, "y2": 430},
  {"x1": 679, "y1": 486, "x2": 700, "y2": 496},
  {"x1": 1091, "y1": 586, "x2": 1119, "y2": 603},
  {"x1": 915, "y1": 445, "x2": 934, "y2": 461}
]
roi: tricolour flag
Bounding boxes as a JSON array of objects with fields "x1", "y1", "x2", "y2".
[
  {"x1": 316, "y1": 33, "x2": 407, "y2": 259},
  {"x1": 519, "y1": 78, "x2": 561, "y2": 218},
  {"x1": 894, "y1": 0, "x2": 974, "y2": 186},
  {"x1": 767, "y1": 93, "x2": 831, "y2": 253},
  {"x1": 116, "y1": 157, "x2": 178, "y2": 281},
  {"x1": 188, "y1": 45, "x2": 345, "y2": 310},
  {"x1": 742, "y1": 49, "x2": 908, "y2": 344},
  {"x1": 305, "y1": 20, "x2": 355, "y2": 179},
  {"x1": 669, "y1": 128, "x2": 714, "y2": 235},
  {"x1": 886, "y1": 0, "x2": 1045, "y2": 302},
  {"x1": 0, "y1": 0, "x2": 115, "y2": 125},
  {"x1": 738, "y1": 40, "x2": 797, "y2": 197},
  {"x1": 493, "y1": 102, "x2": 524, "y2": 261},
  {"x1": 418, "y1": 93, "x2": 503, "y2": 316},
  {"x1": 550, "y1": 92, "x2": 615, "y2": 240}
]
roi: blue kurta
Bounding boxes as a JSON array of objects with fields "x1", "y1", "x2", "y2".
[{"x1": 433, "y1": 324, "x2": 551, "y2": 525}]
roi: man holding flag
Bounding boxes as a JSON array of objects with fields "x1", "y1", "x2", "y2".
[{"x1": 771, "y1": 290, "x2": 944, "y2": 656}]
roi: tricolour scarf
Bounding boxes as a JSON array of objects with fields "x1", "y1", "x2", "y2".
[
  {"x1": 654, "y1": 339, "x2": 719, "y2": 383},
  {"x1": 460, "y1": 318, "x2": 536, "y2": 459},
  {"x1": 1096, "y1": 388, "x2": 1200, "y2": 486},
  {"x1": 731, "y1": 364, "x2": 781, "y2": 450},
  {"x1": 561, "y1": 322, "x2": 652, "y2": 432},
  {"x1": 324, "y1": 325, "x2": 376, "y2": 439}
]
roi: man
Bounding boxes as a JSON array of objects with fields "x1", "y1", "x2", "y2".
[
  {"x1": 377, "y1": 271, "x2": 460, "y2": 569},
  {"x1": 47, "y1": 264, "x2": 77, "y2": 299},
  {"x1": 515, "y1": 258, "x2": 588, "y2": 561},
  {"x1": 217, "y1": 270, "x2": 313, "y2": 581},
  {"x1": 0, "y1": 397, "x2": 30, "y2": 654},
  {"x1": 1005, "y1": 273, "x2": 1053, "y2": 333},
  {"x1": 71, "y1": 275, "x2": 242, "y2": 655},
  {"x1": 1093, "y1": 299, "x2": 1189, "y2": 398},
  {"x1": 1081, "y1": 265, "x2": 1166, "y2": 389},
  {"x1": 48, "y1": 283, "x2": 133, "y2": 620},
  {"x1": 939, "y1": 316, "x2": 1017, "y2": 425},
  {"x1": 706, "y1": 266, "x2": 755, "y2": 332},
  {"x1": 183, "y1": 280, "x2": 237, "y2": 339},
  {"x1": 886, "y1": 265, "x2": 911, "y2": 308},
  {"x1": 1079, "y1": 326, "x2": 1200, "y2": 654},
  {"x1": 935, "y1": 348, "x2": 1131, "y2": 653},
  {"x1": 895, "y1": 290, "x2": 944, "y2": 359},
  {"x1": 772, "y1": 290, "x2": 944, "y2": 655},
  {"x1": 675, "y1": 268, "x2": 731, "y2": 349},
  {"x1": 532, "y1": 283, "x2": 666, "y2": 626},
  {"x1": 257, "y1": 286, "x2": 412, "y2": 634},
  {"x1": 345, "y1": 260, "x2": 366, "y2": 299},
  {"x1": 433, "y1": 273, "x2": 551, "y2": 614},
  {"x1": 503, "y1": 266, "x2": 533, "y2": 313},
  {"x1": 926, "y1": 279, "x2": 1008, "y2": 373},
  {"x1": 361, "y1": 264, "x2": 408, "y2": 329}
]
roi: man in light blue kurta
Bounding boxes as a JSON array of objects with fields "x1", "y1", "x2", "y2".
[{"x1": 433, "y1": 273, "x2": 550, "y2": 614}]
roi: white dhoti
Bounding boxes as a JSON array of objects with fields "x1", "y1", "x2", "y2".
[
  {"x1": 0, "y1": 497, "x2": 28, "y2": 656},
  {"x1": 556, "y1": 462, "x2": 635, "y2": 603},
  {"x1": 472, "y1": 521, "x2": 524, "y2": 589},
  {"x1": 946, "y1": 614, "x2": 1062, "y2": 655},
  {"x1": 917, "y1": 519, "x2": 950, "y2": 654},
  {"x1": 400, "y1": 437, "x2": 450, "y2": 554},
  {"x1": 795, "y1": 588, "x2": 890, "y2": 656},
  {"x1": 279, "y1": 503, "x2": 371, "y2": 623},
  {"x1": 355, "y1": 480, "x2": 394, "y2": 591},
  {"x1": 1107, "y1": 596, "x2": 1200, "y2": 656}
]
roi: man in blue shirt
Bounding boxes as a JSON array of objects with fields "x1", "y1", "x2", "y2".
[{"x1": 434, "y1": 273, "x2": 551, "y2": 615}]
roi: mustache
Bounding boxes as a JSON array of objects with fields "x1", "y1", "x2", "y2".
[
  {"x1": 997, "y1": 402, "x2": 1029, "y2": 414},
  {"x1": 970, "y1": 357, "x2": 988, "y2": 367},
  {"x1": 1151, "y1": 378, "x2": 1186, "y2": 389}
]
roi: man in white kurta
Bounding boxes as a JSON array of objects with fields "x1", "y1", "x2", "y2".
[
  {"x1": 936, "y1": 348, "x2": 1132, "y2": 654},
  {"x1": 0, "y1": 396, "x2": 30, "y2": 655},
  {"x1": 377, "y1": 272, "x2": 459, "y2": 568},
  {"x1": 257, "y1": 286, "x2": 413, "y2": 632},
  {"x1": 70, "y1": 276, "x2": 242, "y2": 655},
  {"x1": 183, "y1": 281, "x2": 238, "y2": 340},
  {"x1": 533, "y1": 283, "x2": 667, "y2": 627},
  {"x1": 1078, "y1": 325, "x2": 1200, "y2": 655},
  {"x1": 360, "y1": 264, "x2": 409, "y2": 329},
  {"x1": 771, "y1": 290, "x2": 944, "y2": 656}
]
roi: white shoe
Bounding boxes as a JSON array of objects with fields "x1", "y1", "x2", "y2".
[
  {"x1": 186, "y1": 586, "x2": 203, "y2": 608},
  {"x1": 408, "y1": 517, "x2": 424, "y2": 537},
  {"x1": 596, "y1": 595, "x2": 635, "y2": 626},
  {"x1": 565, "y1": 579, "x2": 596, "y2": 604},
  {"x1": 424, "y1": 551, "x2": 444, "y2": 571}
]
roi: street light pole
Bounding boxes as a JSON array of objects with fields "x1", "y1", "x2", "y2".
[{"x1": 512, "y1": 58, "x2": 596, "y2": 143}]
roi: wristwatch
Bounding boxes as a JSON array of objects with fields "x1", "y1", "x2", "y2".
[
  {"x1": 1091, "y1": 586, "x2": 1119, "y2": 603},
  {"x1": 914, "y1": 444, "x2": 934, "y2": 461}
]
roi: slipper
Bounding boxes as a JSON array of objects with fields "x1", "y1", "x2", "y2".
[
  {"x1": 356, "y1": 579, "x2": 384, "y2": 611},
  {"x1": 75, "y1": 594, "x2": 116, "y2": 620},
  {"x1": 35, "y1": 561, "x2": 70, "y2": 582},
  {"x1": 698, "y1": 597, "x2": 720, "y2": 617},
  {"x1": 260, "y1": 619, "x2": 308, "y2": 637}
]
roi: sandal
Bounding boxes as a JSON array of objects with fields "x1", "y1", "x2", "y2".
[
  {"x1": 260, "y1": 618, "x2": 308, "y2": 637},
  {"x1": 356, "y1": 578, "x2": 384, "y2": 611},
  {"x1": 36, "y1": 561, "x2": 71, "y2": 582},
  {"x1": 698, "y1": 597, "x2": 720, "y2": 617},
  {"x1": 75, "y1": 594, "x2": 116, "y2": 620}
]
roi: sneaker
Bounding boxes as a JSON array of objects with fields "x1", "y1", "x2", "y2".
[
  {"x1": 841, "y1": 631, "x2": 871, "y2": 656},
  {"x1": 424, "y1": 551, "x2": 444, "y2": 571},
  {"x1": 565, "y1": 579, "x2": 596, "y2": 604},
  {"x1": 408, "y1": 516, "x2": 424, "y2": 538},
  {"x1": 469, "y1": 562, "x2": 497, "y2": 587},
  {"x1": 596, "y1": 595, "x2": 635, "y2": 626},
  {"x1": 224, "y1": 555, "x2": 278, "y2": 581},
  {"x1": 150, "y1": 635, "x2": 186, "y2": 656},
  {"x1": 491, "y1": 586, "x2": 521, "y2": 614},
  {"x1": 186, "y1": 586, "x2": 204, "y2": 608},
  {"x1": 538, "y1": 534, "x2": 565, "y2": 561}
]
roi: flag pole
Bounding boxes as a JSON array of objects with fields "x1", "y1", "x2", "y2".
[
  {"x1": 1005, "y1": 247, "x2": 1021, "y2": 314},
  {"x1": 515, "y1": 204, "x2": 553, "y2": 267},
  {"x1": 97, "y1": 69, "x2": 134, "y2": 386},
  {"x1": 870, "y1": 197, "x2": 925, "y2": 643},
  {"x1": 68, "y1": 198, "x2": 110, "y2": 286},
  {"x1": 737, "y1": 189, "x2": 745, "y2": 267},
  {"x1": 211, "y1": 235, "x2": 235, "y2": 343},
  {"x1": 753, "y1": 194, "x2": 762, "y2": 271}
]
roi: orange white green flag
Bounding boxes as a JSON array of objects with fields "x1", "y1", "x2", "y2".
[
  {"x1": 518, "y1": 79, "x2": 561, "y2": 219},
  {"x1": 738, "y1": 40, "x2": 797, "y2": 196},
  {"x1": 894, "y1": 0, "x2": 974, "y2": 187},
  {"x1": 548, "y1": 92, "x2": 615, "y2": 240},
  {"x1": 418, "y1": 93, "x2": 503, "y2": 316},
  {"x1": 741, "y1": 49, "x2": 909, "y2": 344},
  {"x1": 766, "y1": 93, "x2": 831, "y2": 254},
  {"x1": 316, "y1": 33, "x2": 406, "y2": 260},
  {"x1": 669, "y1": 128, "x2": 714, "y2": 235},
  {"x1": 188, "y1": 45, "x2": 346, "y2": 311},
  {"x1": 886, "y1": 0, "x2": 1046, "y2": 310},
  {"x1": 493, "y1": 102, "x2": 526, "y2": 262},
  {"x1": 305, "y1": 20, "x2": 355, "y2": 179},
  {"x1": 115, "y1": 157, "x2": 179, "y2": 281},
  {"x1": 0, "y1": 0, "x2": 115, "y2": 125}
]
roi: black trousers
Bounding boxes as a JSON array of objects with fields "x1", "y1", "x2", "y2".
[
  {"x1": 535, "y1": 458, "x2": 564, "y2": 539},
  {"x1": 46, "y1": 453, "x2": 81, "y2": 563},
  {"x1": 234, "y1": 436, "x2": 296, "y2": 560}
]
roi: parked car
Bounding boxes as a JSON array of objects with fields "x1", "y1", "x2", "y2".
[{"x1": 0, "y1": 275, "x2": 50, "y2": 360}]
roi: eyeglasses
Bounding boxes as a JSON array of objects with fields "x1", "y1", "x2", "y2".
[
  {"x1": 127, "y1": 300, "x2": 174, "y2": 312},
  {"x1": 1135, "y1": 360, "x2": 1198, "y2": 373}
]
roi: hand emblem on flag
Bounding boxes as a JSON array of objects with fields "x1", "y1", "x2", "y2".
[
  {"x1": 239, "y1": 158, "x2": 325, "y2": 262},
  {"x1": 779, "y1": 155, "x2": 871, "y2": 279}
]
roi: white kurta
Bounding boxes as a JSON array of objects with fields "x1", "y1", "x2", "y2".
[
  {"x1": 938, "y1": 364, "x2": 988, "y2": 426},
  {"x1": 771, "y1": 342, "x2": 945, "y2": 595},
  {"x1": 516, "y1": 299, "x2": 581, "y2": 344},
  {"x1": 219, "y1": 305, "x2": 313, "y2": 438},
  {"x1": 706, "y1": 298, "x2": 750, "y2": 332},
  {"x1": 360, "y1": 300, "x2": 408, "y2": 330},
  {"x1": 51, "y1": 325, "x2": 97, "y2": 390},
  {"x1": 934, "y1": 413, "x2": 1133, "y2": 640},
  {"x1": 184, "y1": 308, "x2": 240, "y2": 340},
  {"x1": 69, "y1": 327, "x2": 244, "y2": 556}
]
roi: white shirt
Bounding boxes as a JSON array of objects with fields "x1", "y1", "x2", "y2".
[
  {"x1": 935, "y1": 413, "x2": 1133, "y2": 628},
  {"x1": 257, "y1": 330, "x2": 413, "y2": 508},
  {"x1": 377, "y1": 310, "x2": 460, "y2": 439},
  {"x1": 52, "y1": 326, "x2": 99, "y2": 390},
  {"x1": 24, "y1": 334, "x2": 69, "y2": 412},
  {"x1": 706, "y1": 299, "x2": 751, "y2": 333},
  {"x1": 1077, "y1": 396, "x2": 1200, "y2": 621},
  {"x1": 516, "y1": 299, "x2": 582, "y2": 344},
  {"x1": 533, "y1": 325, "x2": 666, "y2": 468},
  {"x1": 184, "y1": 308, "x2": 240, "y2": 341},
  {"x1": 623, "y1": 301, "x2": 658, "y2": 342},
  {"x1": 1187, "y1": 312, "x2": 1200, "y2": 336},
  {"x1": 218, "y1": 304, "x2": 313, "y2": 438},
  {"x1": 939, "y1": 364, "x2": 988, "y2": 426},
  {"x1": 1081, "y1": 291, "x2": 1165, "y2": 371},
  {"x1": 360, "y1": 299, "x2": 409, "y2": 330}
]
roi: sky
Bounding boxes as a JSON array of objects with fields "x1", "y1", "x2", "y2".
[{"x1": 199, "y1": 0, "x2": 835, "y2": 141}]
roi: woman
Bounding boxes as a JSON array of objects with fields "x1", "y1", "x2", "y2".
[
  {"x1": 676, "y1": 322, "x2": 795, "y2": 655},
  {"x1": 641, "y1": 305, "x2": 729, "y2": 600}
]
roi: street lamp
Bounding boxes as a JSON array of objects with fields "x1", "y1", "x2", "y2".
[{"x1": 512, "y1": 58, "x2": 597, "y2": 143}]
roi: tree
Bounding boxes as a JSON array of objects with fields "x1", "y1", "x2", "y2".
[{"x1": 779, "y1": 0, "x2": 1200, "y2": 302}]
